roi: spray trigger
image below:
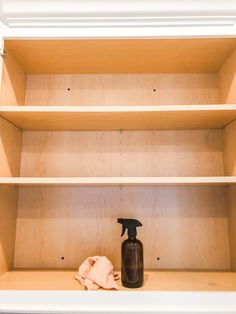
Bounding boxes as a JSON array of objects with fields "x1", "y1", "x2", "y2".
[
  {"x1": 117, "y1": 218, "x2": 142, "y2": 238},
  {"x1": 121, "y1": 225, "x2": 126, "y2": 236}
]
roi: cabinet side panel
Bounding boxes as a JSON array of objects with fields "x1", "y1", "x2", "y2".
[
  {"x1": 223, "y1": 120, "x2": 236, "y2": 176},
  {"x1": 228, "y1": 186, "x2": 236, "y2": 271},
  {"x1": 223, "y1": 120, "x2": 236, "y2": 270},
  {"x1": 0, "y1": 117, "x2": 22, "y2": 275},
  {"x1": 219, "y1": 48, "x2": 236, "y2": 104},
  {"x1": 0, "y1": 186, "x2": 18, "y2": 276},
  {"x1": 0, "y1": 51, "x2": 26, "y2": 106},
  {"x1": 220, "y1": 47, "x2": 236, "y2": 270},
  {"x1": 0, "y1": 117, "x2": 22, "y2": 177}
]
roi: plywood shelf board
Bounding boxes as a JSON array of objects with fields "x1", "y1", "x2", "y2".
[
  {"x1": 1, "y1": 105, "x2": 236, "y2": 131},
  {"x1": 1, "y1": 270, "x2": 236, "y2": 291},
  {"x1": 4, "y1": 39, "x2": 236, "y2": 74},
  {"x1": 2, "y1": 104, "x2": 236, "y2": 112},
  {"x1": 0, "y1": 177, "x2": 236, "y2": 187}
]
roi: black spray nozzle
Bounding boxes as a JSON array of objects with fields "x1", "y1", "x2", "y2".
[{"x1": 117, "y1": 218, "x2": 142, "y2": 238}]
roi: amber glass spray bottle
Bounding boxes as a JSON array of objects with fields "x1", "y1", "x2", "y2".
[{"x1": 117, "y1": 218, "x2": 143, "y2": 288}]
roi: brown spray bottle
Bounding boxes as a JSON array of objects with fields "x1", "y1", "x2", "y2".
[{"x1": 117, "y1": 218, "x2": 143, "y2": 288}]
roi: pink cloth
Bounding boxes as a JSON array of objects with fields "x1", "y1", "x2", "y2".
[{"x1": 75, "y1": 256, "x2": 119, "y2": 290}]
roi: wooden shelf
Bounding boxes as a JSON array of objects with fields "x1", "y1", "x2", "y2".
[
  {"x1": 1, "y1": 270, "x2": 236, "y2": 291},
  {"x1": 1, "y1": 105, "x2": 236, "y2": 131},
  {"x1": 5, "y1": 39, "x2": 236, "y2": 74},
  {"x1": 0, "y1": 176, "x2": 236, "y2": 187}
]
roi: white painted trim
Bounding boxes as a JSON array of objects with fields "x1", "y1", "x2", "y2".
[
  {"x1": 2, "y1": 16, "x2": 236, "y2": 28},
  {"x1": 1, "y1": 291, "x2": 236, "y2": 313},
  {"x1": 1, "y1": 25, "x2": 236, "y2": 39},
  {"x1": 0, "y1": 0, "x2": 236, "y2": 38},
  {"x1": 0, "y1": 0, "x2": 236, "y2": 28}
]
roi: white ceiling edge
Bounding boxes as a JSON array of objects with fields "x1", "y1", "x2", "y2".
[
  {"x1": 0, "y1": 0, "x2": 236, "y2": 40},
  {"x1": 0, "y1": 0, "x2": 236, "y2": 29},
  {"x1": 1, "y1": 25, "x2": 236, "y2": 42}
]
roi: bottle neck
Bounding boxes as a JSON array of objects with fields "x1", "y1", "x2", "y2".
[{"x1": 127, "y1": 227, "x2": 137, "y2": 239}]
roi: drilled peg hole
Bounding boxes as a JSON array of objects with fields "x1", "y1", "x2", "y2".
[
  {"x1": 67, "y1": 88, "x2": 71, "y2": 91},
  {"x1": 61, "y1": 256, "x2": 65, "y2": 260},
  {"x1": 156, "y1": 257, "x2": 160, "y2": 261},
  {"x1": 153, "y1": 89, "x2": 156, "y2": 92}
]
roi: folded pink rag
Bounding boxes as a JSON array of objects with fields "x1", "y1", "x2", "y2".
[{"x1": 75, "y1": 256, "x2": 119, "y2": 290}]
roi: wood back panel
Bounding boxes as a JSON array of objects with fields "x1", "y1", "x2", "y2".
[
  {"x1": 20, "y1": 130, "x2": 224, "y2": 177},
  {"x1": 14, "y1": 186, "x2": 230, "y2": 270},
  {"x1": 25, "y1": 74, "x2": 219, "y2": 106},
  {"x1": 17, "y1": 67, "x2": 228, "y2": 271},
  {"x1": 14, "y1": 128, "x2": 230, "y2": 269}
]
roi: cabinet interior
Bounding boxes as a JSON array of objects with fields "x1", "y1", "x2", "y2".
[{"x1": 0, "y1": 38, "x2": 236, "y2": 291}]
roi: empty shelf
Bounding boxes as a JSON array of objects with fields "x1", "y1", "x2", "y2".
[
  {"x1": 1, "y1": 105, "x2": 236, "y2": 131},
  {"x1": 1, "y1": 270, "x2": 236, "y2": 291}
]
